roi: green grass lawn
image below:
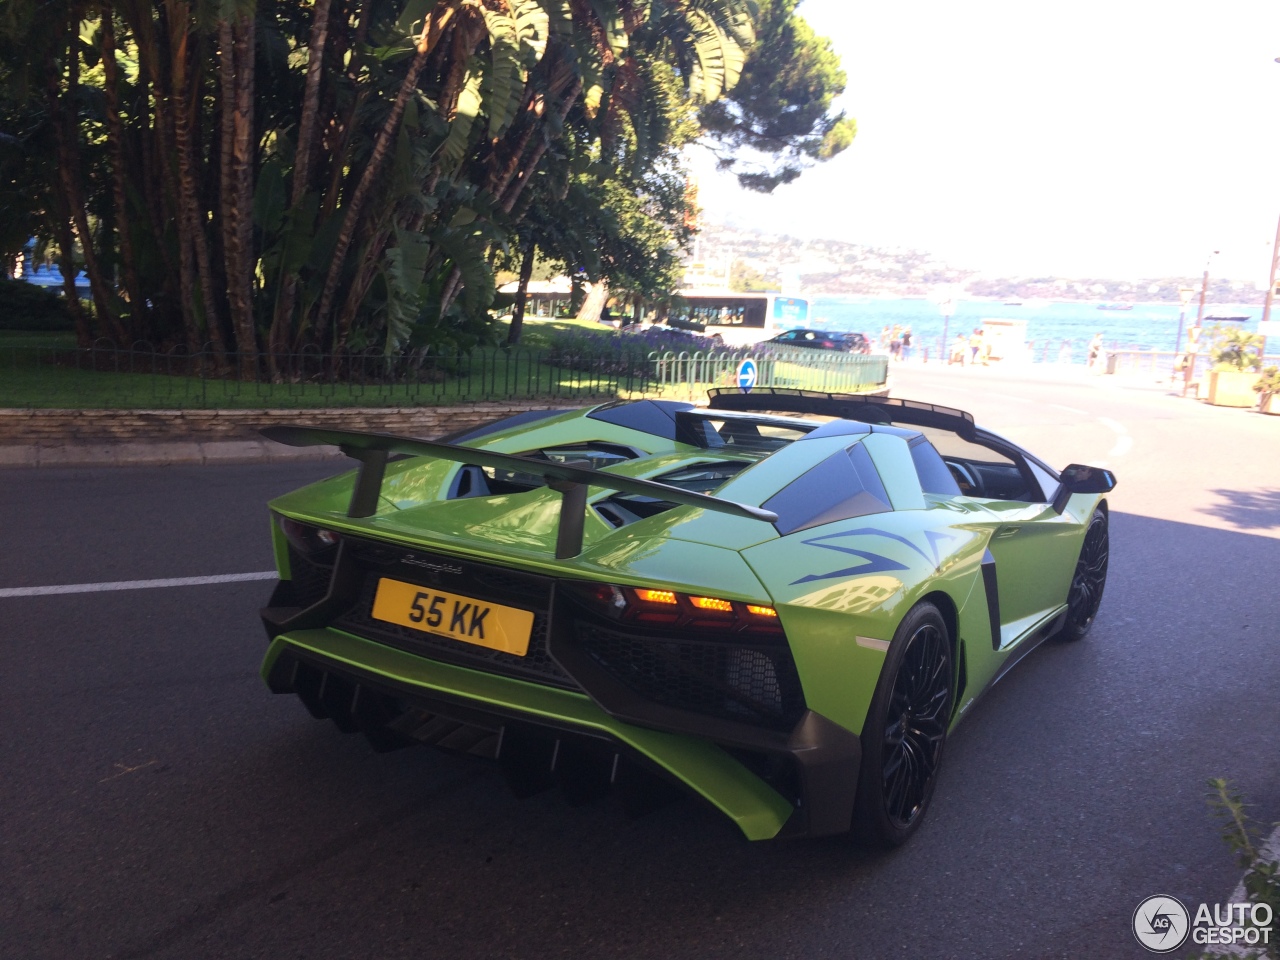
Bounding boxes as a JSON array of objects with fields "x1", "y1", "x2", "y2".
[
  {"x1": 500, "y1": 316, "x2": 619, "y2": 349},
  {"x1": 0, "y1": 336, "x2": 652, "y2": 410},
  {"x1": 0, "y1": 330, "x2": 77, "y2": 348}
]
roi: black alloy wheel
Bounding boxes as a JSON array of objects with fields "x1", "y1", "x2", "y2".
[
  {"x1": 853, "y1": 601, "x2": 953, "y2": 847},
  {"x1": 1059, "y1": 507, "x2": 1109, "y2": 641}
]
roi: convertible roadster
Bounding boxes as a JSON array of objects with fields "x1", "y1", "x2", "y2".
[{"x1": 258, "y1": 389, "x2": 1114, "y2": 846}]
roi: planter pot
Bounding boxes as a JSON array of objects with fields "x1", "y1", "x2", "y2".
[
  {"x1": 1206, "y1": 370, "x2": 1261, "y2": 407},
  {"x1": 1260, "y1": 391, "x2": 1279, "y2": 415}
]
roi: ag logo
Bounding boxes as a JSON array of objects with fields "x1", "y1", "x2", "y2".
[{"x1": 1132, "y1": 895, "x2": 1190, "y2": 953}]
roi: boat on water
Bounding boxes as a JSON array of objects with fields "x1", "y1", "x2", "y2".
[
  {"x1": 1203, "y1": 314, "x2": 1249, "y2": 323},
  {"x1": 1097, "y1": 303, "x2": 1134, "y2": 311}
]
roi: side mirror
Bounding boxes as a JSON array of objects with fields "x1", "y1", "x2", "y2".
[{"x1": 1052, "y1": 463, "x2": 1117, "y2": 514}]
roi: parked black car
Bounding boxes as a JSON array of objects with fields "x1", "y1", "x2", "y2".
[{"x1": 765, "y1": 328, "x2": 871, "y2": 353}]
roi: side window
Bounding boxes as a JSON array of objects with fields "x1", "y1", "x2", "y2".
[
  {"x1": 763, "y1": 443, "x2": 893, "y2": 535},
  {"x1": 910, "y1": 426, "x2": 1035, "y2": 502},
  {"x1": 908, "y1": 437, "x2": 962, "y2": 496}
]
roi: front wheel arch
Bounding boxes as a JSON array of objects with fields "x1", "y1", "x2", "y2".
[
  {"x1": 919, "y1": 589, "x2": 965, "y2": 717},
  {"x1": 1057, "y1": 504, "x2": 1110, "y2": 642}
]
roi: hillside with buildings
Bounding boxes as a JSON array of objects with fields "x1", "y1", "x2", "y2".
[{"x1": 689, "y1": 222, "x2": 1267, "y2": 305}]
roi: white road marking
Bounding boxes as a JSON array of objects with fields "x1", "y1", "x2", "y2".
[
  {"x1": 1098, "y1": 417, "x2": 1133, "y2": 458},
  {"x1": 1050, "y1": 403, "x2": 1088, "y2": 415},
  {"x1": 0, "y1": 571, "x2": 277, "y2": 598}
]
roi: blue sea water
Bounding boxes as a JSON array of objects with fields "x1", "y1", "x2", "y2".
[{"x1": 807, "y1": 296, "x2": 1268, "y2": 363}]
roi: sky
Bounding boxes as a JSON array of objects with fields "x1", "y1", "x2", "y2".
[{"x1": 688, "y1": 0, "x2": 1280, "y2": 283}]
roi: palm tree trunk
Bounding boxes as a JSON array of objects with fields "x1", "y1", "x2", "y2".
[
  {"x1": 49, "y1": 197, "x2": 92, "y2": 346},
  {"x1": 290, "y1": 0, "x2": 330, "y2": 209},
  {"x1": 506, "y1": 239, "x2": 535, "y2": 346},
  {"x1": 333, "y1": 227, "x2": 391, "y2": 353},
  {"x1": 270, "y1": 0, "x2": 332, "y2": 360},
  {"x1": 218, "y1": 14, "x2": 258, "y2": 378},
  {"x1": 439, "y1": 67, "x2": 581, "y2": 321},
  {"x1": 129, "y1": 10, "x2": 182, "y2": 339},
  {"x1": 311, "y1": 3, "x2": 459, "y2": 350},
  {"x1": 128, "y1": 2, "x2": 202, "y2": 350},
  {"x1": 171, "y1": 8, "x2": 229, "y2": 365},
  {"x1": 498, "y1": 77, "x2": 582, "y2": 214},
  {"x1": 46, "y1": 34, "x2": 127, "y2": 344},
  {"x1": 100, "y1": 11, "x2": 149, "y2": 341},
  {"x1": 232, "y1": 14, "x2": 256, "y2": 371}
]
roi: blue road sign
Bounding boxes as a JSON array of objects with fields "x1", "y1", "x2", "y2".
[{"x1": 736, "y1": 358, "x2": 758, "y2": 393}]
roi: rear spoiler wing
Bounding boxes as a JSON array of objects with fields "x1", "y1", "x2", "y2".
[
  {"x1": 260, "y1": 426, "x2": 777, "y2": 559},
  {"x1": 706, "y1": 388, "x2": 978, "y2": 440}
]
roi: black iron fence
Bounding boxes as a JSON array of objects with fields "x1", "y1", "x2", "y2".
[{"x1": 1, "y1": 340, "x2": 890, "y2": 410}]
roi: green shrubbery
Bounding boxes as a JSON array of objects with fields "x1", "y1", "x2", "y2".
[
  {"x1": 0, "y1": 278, "x2": 74, "y2": 332},
  {"x1": 1194, "y1": 779, "x2": 1280, "y2": 959},
  {"x1": 1254, "y1": 366, "x2": 1280, "y2": 409},
  {"x1": 1209, "y1": 324, "x2": 1264, "y2": 372}
]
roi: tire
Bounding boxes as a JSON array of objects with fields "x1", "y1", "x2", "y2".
[
  {"x1": 1058, "y1": 507, "x2": 1109, "y2": 642},
  {"x1": 853, "y1": 601, "x2": 954, "y2": 848}
]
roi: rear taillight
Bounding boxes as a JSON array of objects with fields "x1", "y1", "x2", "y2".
[
  {"x1": 559, "y1": 580, "x2": 783, "y2": 637},
  {"x1": 278, "y1": 516, "x2": 341, "y2": 565}
]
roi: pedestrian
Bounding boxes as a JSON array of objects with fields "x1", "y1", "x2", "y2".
[
  {"x1": 951, "y1": 334, "x2": 968, "y2": 365},
  {"x1": 901, "y1": 326, "x2": 913, "y2": 361},
  {"x1": 1087, "y1": 333, "x2": 1104, "y2": 369},
  {"x1": 969, "y1": 328, "x2": 983, "y2": 365}
]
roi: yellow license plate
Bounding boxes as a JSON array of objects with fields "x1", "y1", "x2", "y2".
[{"x1": 370, "y1": 578, "x2": 534, "y2": 656}]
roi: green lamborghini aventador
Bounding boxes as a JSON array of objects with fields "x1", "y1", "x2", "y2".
[{"x1": 257, "y1": 389, "x2": 1114, "y2": 846}]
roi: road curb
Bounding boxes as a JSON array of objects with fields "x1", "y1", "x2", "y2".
[
  {"x1": 0, "y1": 440, "x2": 346, "y2": 468},
  {"x1": 0, "y1": 388, "x2": 902, "y2": 468}
]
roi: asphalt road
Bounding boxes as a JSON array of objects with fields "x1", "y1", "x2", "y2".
[{"x1": 2, "y1": 368, "x2": 1278, "y2": 960}]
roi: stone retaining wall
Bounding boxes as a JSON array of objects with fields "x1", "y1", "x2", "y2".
[{"x1": 0, "y1": 400, "x2": 587, "y2": 444}]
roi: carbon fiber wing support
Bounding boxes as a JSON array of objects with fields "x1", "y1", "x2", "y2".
[{"x1": 260, "y1": 426, "x2": 778, "y2": 559}]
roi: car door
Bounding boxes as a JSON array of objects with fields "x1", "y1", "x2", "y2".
[
  {"x1": 920, "y1": 431, "x2": 1082, "y2": 648},
  {"x1": 968, "y1": 475, "x2": 1083, "y2": 648}
]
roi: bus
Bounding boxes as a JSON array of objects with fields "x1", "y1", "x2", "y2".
[{"x1": 668, "y1": 291, "x2": 810, "y2": 347}]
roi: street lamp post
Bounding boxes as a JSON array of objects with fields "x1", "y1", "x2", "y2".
[
  {"x1": 1184, "y1": 250, "x2": 1218, "y2": 396},
  {"x1": 1195, "y1": 250, "x2": 1217, "y2": 326},
  {"x1": 1174, "y1": 286, "x2": 1194, "y2": 354},
  {"x1": 1263, "y1": 56, "x2": 1280, "y2": 362},
  {"x1": 940, "y1": 297, "x2": 955, "y2": 363},
  {"x1": 1260, "y1": 210, "x2": 1280, "y2": 361}
]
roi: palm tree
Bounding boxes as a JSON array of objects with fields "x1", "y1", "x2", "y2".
[{"x1": 4, "y1": 0, "x2": 831, "y2": 371}]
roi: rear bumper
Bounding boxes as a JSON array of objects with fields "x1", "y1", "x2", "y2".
[{"x1": 263, "y1": 627, "x2": 861, "y2": 840}]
